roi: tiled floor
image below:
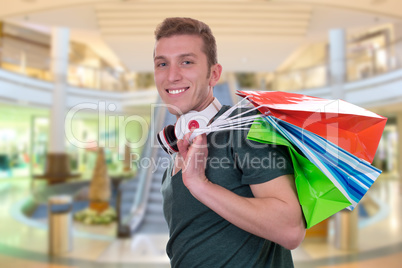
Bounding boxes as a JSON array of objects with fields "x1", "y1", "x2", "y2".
[{"x1": 0, "y1": 173, "x2": 401, "y2": 268}]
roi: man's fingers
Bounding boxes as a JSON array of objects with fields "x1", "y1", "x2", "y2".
[
  {"x1": 177, "y1": 130, "x2": 194, "y2": 157},
  {"x1": 177, "y1": 139, "x2": 186, "y2": 152},
  {"x1": 178, "y1": 132, "x2": 208, "y2": 162},
  {"x1": 190, "y1": 134, "x2": 208, "y2": 159},
  {"x1": 192, "y1": 133, "x2": 207, "y2": 147},
  {"x1": 183, "y1": 131, "x2": 193, "y2": 144}
]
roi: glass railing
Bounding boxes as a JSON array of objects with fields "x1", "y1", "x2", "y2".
[
  {"x1": 346, "y1": 37, "x2": 402, "y2": 82},
  {"x1": 265, "y1": 37, "x2": 402, "y2": 92},
  {"x1": 0, "y1": 43, "x2": 52, "y2": 81},
  {"x1": 0, "y1": 38, "x2": 137, "y2": 92},
  {"x1": 67, "y1": 64, "x2": 136, "y2": 92},
  {"x1": 266, "y1": 64, "x2": 328, "y2": 92},
  {"x1": 2, "y1": 36, "x2": 402, "y2": 93}
]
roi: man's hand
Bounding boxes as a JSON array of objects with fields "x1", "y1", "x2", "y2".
[{"x1": 177, "y1": 132, "x2": 210, "y2": 192}]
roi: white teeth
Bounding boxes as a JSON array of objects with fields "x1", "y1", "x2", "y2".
[{"x1": 168, "y1": 88, "x2": 186, "y2": 94}]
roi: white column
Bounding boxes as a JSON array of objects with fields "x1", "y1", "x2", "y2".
[
  {"x1": 397, "y1": 114, "x2": 402, "y2": 177},
  {"x1": 329, "y1": 28, "x2": 346, "y2": 100},
  {"x1": 49, "y1": 27, "x2": 70, "y2": 153}
]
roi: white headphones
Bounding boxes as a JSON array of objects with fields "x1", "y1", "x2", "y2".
[{"x1": 157, "y1": 98, "x2": 222, "y2": 155}]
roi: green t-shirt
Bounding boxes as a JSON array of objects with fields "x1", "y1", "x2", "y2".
[{"x1": 161, "y1": 106, "x2": 295, "y2": 268}]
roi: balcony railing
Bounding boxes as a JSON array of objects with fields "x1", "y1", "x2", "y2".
[
  {"x1": 1, "y1": 36, "x2": 402, "y2": 92},
  {"x1": 263, "y1": 37, "x2": 402, "y2": 92},
  {"x1": 0, "y1": 37, "x2": 137, "y2": 92},
  {"x1": 346, "y1": 37, "x2": 402, "y2": 82},
  {"x1": 266, "y1": 64, "x2": 328, "y2": 92}
]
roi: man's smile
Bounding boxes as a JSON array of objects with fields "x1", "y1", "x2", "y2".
[{"x1": 166, "y1": 87, "x2": 190, "y2": 95}]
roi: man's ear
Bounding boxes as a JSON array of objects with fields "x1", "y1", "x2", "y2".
[{"x1": 209, "y1": 63, "x2": 223, "y2": 87}]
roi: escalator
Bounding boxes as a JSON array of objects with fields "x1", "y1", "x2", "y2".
[{"x1": 117, "y1": 82, "x2": 236, "y2": 237}]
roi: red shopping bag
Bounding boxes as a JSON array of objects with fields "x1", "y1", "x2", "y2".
[{"x1": 237, "y1": 90, "x2": 387, "y2": 163}]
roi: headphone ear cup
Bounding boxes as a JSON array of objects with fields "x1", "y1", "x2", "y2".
[
  {"x1": 164, "y1": 125, "x2": 179, "y2": 152},
  {"x1": 157, "y1": 131, "x2": 169, "y2": 155},
  {"x1": 157, "y1": 125, "x2": 179, "y2": 155}
]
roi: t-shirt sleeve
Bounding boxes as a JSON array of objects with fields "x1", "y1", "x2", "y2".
[{"x1": 232, "y1": 128, "x2": 294, "y2": 185}]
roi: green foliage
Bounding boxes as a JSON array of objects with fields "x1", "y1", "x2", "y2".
[{"x1": 74, "y1": 207, "x2": 117, "y2": 225}]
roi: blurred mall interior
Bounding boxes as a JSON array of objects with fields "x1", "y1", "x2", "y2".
[{"x1": 0, "y1": 0, "x2": 402, "y2": 267}]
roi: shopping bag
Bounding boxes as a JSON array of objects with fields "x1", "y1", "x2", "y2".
[
  {"x1": 247, "y1": 116, "x2": 382, "y2": 228},
  {"x1": 247, "y1": 118, "x2": 352, "y2": 228},
  {"x1": 237, "y1": 90, "x2": 387, "y2": 163}
]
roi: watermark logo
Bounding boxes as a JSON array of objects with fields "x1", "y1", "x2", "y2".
[
  {"x1": 64, "y1": 100, "x2": 343, "y2": 169},
  {"x1": 65, "y1": 101, "x2": 149, "y2": 160}
]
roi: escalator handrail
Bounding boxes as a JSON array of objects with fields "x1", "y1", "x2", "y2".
[{"x1": 128, "y1": 97, "x2": 168, "y2": 232}]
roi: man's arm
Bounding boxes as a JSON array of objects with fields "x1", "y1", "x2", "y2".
[{"x1": 177, "y1": 133, "x2": 306, "y2": 250}]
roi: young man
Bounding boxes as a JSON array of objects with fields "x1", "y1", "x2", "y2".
[{"x1": 153, "y1": 17, "x2": 305, "y2": 267}]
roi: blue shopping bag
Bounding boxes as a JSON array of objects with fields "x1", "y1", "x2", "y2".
[{"x1": 263, "y1": 116, "x2": 382, "y2": 210}]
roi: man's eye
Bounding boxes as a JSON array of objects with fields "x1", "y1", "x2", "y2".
[
  {"x1": 158, "y1": 62, "x2": 166, "y2": 67},
  {"x1": 183, "y1": 61, "x2": 192, "y2": 65}
]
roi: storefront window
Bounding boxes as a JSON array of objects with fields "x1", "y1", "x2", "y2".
[{"x1": 0, "y1": 104, "x2": 151, "y2": 180}]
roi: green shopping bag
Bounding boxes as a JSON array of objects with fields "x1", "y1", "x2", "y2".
[{"x1": 247, "y1": 119, "x2": 352, "y2": 228}]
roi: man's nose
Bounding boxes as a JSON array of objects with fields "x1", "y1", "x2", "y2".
[{"x1": 167, "y1": 65, "x2": 182, "y2": 82}]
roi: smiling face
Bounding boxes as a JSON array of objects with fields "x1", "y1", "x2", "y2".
[{"x1": 154, "y1": 34, "x2": 222, "y2": 117}]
